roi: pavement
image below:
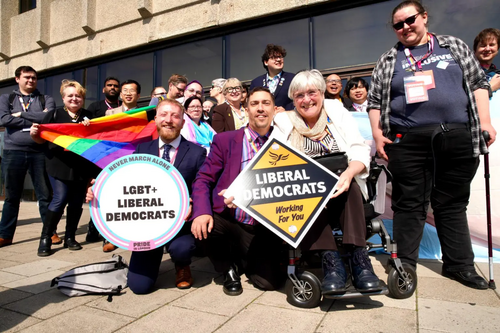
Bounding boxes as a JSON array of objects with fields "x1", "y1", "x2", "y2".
[{"x1": 1, "y1": 201, "x2": 499, "y2": 333}]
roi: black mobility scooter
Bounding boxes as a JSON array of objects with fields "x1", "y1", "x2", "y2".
[{"x1": 285, "y1": 157, "x2": 417, "y2": 308}]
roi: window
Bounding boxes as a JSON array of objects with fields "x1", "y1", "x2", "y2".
[
  {"x1": 313, "y1": 1, "x2": 396, "y2": 70},
  {"x1": 100, "y1": 53, "x2": 154, "y2": 101},
  {"x1": 227, "y1": 19, "x2": 310, "y2": 81},
  {"x1": 19, "y1": 0, "x2": 36, "y2": 14},
  {"x1": 158, "y1": 38, "x2": 223, "y2": 89}
]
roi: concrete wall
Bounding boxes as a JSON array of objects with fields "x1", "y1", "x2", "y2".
[{"x1": 0, "y1": 0, "x2": 330, "y2": 81}]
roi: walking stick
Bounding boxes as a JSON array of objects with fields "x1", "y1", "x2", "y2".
[{"x1": 483, "y1": 131, "x2": 496, "y2": 289}]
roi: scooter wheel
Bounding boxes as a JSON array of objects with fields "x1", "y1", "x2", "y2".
[
  {"x1": 387, "y1": 263, "x2": 417, "y2": 299},
  {"x1": 285, "y1": 271, "x2": 322, "y2": 308}
]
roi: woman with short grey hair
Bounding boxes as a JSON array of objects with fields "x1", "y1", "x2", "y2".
[{"x1": 273, "y1": 69, "x2": 381, "y2": 295}]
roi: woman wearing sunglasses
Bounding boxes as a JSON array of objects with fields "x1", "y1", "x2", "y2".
[{"x1": 368, "y1": 0, "x2": 496, "y2": 290}]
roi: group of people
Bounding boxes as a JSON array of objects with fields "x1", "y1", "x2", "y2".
[{"x1": 0, "y1": 0, "x2": 498, "y2": 300}]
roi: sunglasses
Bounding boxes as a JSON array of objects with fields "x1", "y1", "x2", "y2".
[{"x1": 392, "y1": 13, "x2": 420, "y2": 31}]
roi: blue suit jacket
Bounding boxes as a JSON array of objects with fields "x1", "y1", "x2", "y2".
[
  {"x1": 134, "y1": 136, "x2": 207, "y2": 194},
  {"x1": 191, "y1": 128, "x2": 246, "y2": 219},
  {"x1": 249, "y1": 71, "x2": 295, "y2": 110}
]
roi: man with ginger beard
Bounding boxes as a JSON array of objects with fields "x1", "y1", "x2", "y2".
[
  {"x1": 87, "y1": 98, "x2": 206, "y2": 293},
  {"x1": 129, "y1": 98, "x2": 206, "y2": 293}
]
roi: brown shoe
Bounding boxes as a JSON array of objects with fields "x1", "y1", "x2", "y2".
[
  {"x1": 51, "y1": 232, "x2": 62, "y2": 245},
  {"x1": 0, "y1": 238, "x2": 13, "y2": 247},
  {"x1": 103, "y1": 241, "x2": 117, "y2": 253},
  {"x1": 175, "y1": 265, "x2": 193, "y2": 289}
]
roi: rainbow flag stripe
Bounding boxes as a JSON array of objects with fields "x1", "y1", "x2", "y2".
[{"x1": 39, "y1": 106, "x2": 158, "y2": 169}]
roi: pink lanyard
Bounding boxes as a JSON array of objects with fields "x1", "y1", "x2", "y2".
[{"x1": 404, "y1": 33, "x2": 434, "y2": 72}]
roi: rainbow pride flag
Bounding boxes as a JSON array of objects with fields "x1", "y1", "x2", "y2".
[{"x1": 39, "y1": 106, "x2": 158, "y2": 169}]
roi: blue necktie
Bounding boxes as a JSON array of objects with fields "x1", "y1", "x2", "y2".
[{"x1": 162, "y1": 144, "x2": 172, "y2": 163}]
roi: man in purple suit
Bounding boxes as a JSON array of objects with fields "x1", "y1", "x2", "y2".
[{"x1": 191, "y1": 87, "x2": 286, "y2": 296}]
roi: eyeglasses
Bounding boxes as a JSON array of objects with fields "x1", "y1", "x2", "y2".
[
  {"x1": 270, "y1": 55, "x2": 283, "y2": 60},
  {"x1": 187, "y1": 106, "x2": 202, "y2": 110},
  {"x1": 153, "y1": 91, "x2": 167, "y2": 96},
  {"x1": 294, "y1": 89, "x2": 320, "y2": 100},
  {"x1": 225, "y1": 86, "x2": 242, "y2": 93},
  {"x1": 326, "y1": 79, "x2": 341, "y2": 84},
  {"x1": 174, "y1": 85, "x2": 185, "y2": 92},
  {"x1": 122, "y1": 89, "x2": 137, "y2": 94},
  {"x1": 392, "y1": 13, "x2": 420, "y2": 31}
]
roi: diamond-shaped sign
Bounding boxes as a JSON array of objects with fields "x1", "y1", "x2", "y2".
[{"x1": 224, "y1": 138, "x2": 339, "y2": 247}]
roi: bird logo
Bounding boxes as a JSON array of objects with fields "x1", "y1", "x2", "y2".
[{"x1": 268, "y1": 151, "x2": 289, "y2": 166}]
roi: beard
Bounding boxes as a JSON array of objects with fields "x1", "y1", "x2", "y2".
[
  {"x1": 157, "y1": 124, "x2": 182, "y2": 142},
  {"x1": 104, "y1": 90, "x2": 119, "y2": 101}
]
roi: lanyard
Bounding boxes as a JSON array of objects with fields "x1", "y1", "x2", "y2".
[
  {"x1": 105, "y1": 99, "x2": 121, "y2": 110},
  {"x1": 18, "y1": 96, "x2": 34, "y2": 112},
  {"x1": 404, "y1": 33, "x2": 434, "y2": 72},
  {"x1": 318, "y1": 126, "x2": 334, "y2": 152}
]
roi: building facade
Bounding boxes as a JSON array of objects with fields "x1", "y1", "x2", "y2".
[{"x1": 0, "y1": 0, "x2": 498, "y2": 196}]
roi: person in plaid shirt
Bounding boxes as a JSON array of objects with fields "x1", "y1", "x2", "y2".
[{"x1": 367, "y1": 0, "x2": 496, "y2": 290}]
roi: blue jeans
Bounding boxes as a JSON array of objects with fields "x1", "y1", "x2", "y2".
[
  {"x1": 0, "y1": 150, "x2": 50, "y2": 239},
  {"x1": 47, "y1": 176, "x2": 87, "y2": 213}
]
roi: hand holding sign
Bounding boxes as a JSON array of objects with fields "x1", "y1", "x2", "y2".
[
  {"x1": 90, "y1": 154, "x2": 189, "y2": 251},
  {"x1": 224, "y1": 139, "x2": 339, "y2": 248}
]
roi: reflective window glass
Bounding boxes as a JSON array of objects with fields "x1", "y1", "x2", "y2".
[
  {"x1": 0, "y1": 85, "x2": 17, "y2": 96},
  {"x1": 227, "y1": 19, "x2": 310, "y2": 81},
  {"x1": 159, "y1": 38, "x2": 222, "y2": 88},
  {"x1": 101, "y1": 53, "x2": 153, "y2": 99},
  {"x1": 85, "y1": 66, "x2": 99, "y2": 108},
  {"x1": 423, "y1": 0, "x2": 500, "y2": 50},
  {"x1": 45, "y1": 72, "x2": 74, "y2": 107},
  {"x1": 314, "y1": 1, "x2": 397, "y2": 70}
]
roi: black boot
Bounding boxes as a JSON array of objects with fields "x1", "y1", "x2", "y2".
[
  {"x1": 321, "y1": 250, "x2": 347, "y2": 294},
  {"x1": 350, "y1": 247, "x2": 382, "y2": 292},
  {"x1": 223, "y1": 264, "x2": 242, "y2": 296},
  {"x1": 38, "y1": 210, "x2": 64, "y2": 257},
  {"x1": 64, "y1": 207, "x2": 83, "y2": 251},
  {"x1": 86, "y1": 218, "x2": 102, "y2": 243}
]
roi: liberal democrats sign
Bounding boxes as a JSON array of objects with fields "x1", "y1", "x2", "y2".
[{"x1": 224, "y1": 138, "x2": 338, "y2": 247}]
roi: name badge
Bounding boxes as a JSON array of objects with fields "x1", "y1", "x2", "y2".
[
  {"x1": 404, "y1": 76, "x2": 429, "y2": 104},
  {"x1": 414, "y1": 70, "x2": 435, "y2": 90}
]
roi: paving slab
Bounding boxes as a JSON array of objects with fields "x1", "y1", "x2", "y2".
[
  {"x1": 171, "y1": 283, "x2": 264, "y2": 317},
  {"x1": 191, "y1": 256, "x2": 219, "y2": 274},
  {"x1": 116, "y1": 304, "x2": 227, "y2": 333},
  {"x1": 2, "y1": 270, "x2": 65, "y2": 294},
  {"x1": 336, "y1": 293, "x2": 417, "y2": 311},
  {"x1": 0, "y1": 286, "x2": 33, "y2": 306},
  {"x1": 0, "y1": 271, "x2": 25, "y2": 285},
  {"x1": 0, "y1": 308, "x2": 41, "y2": 333},
  {"x1": 86, "y1": 286, "x2": 185, "y2": 318},
  {"x1": 20, "y1": 305, "x2": 134, "y2": 333},
  {"x1": 418, "y1": 298, "x2": 500, "y2": 332},
  {"x1": 0, "y1": 259, "x2": 23, "y2": 270},
  {"x1": 417, "y1": 276, "x2": 500, "y2": 307},
  {"x1": 319, "y1": 301, "x2": 417, "y2": 333},
  {"x1": 3, "y1": 259, "x2": 75, "y2": 277},
  {"x1": 3, "y1": 288, "x2": 101, "y2": 319},
  {"x1": 253, "y1": 287, "x2": 334, "y2": 313},
  {"x1": 216, "y1": 303, "x2": 324, "y2": 333}
]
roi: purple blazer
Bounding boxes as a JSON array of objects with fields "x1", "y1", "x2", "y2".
[{"x1": 191, "y1": 128, "x2": 246, "y2": 219}]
